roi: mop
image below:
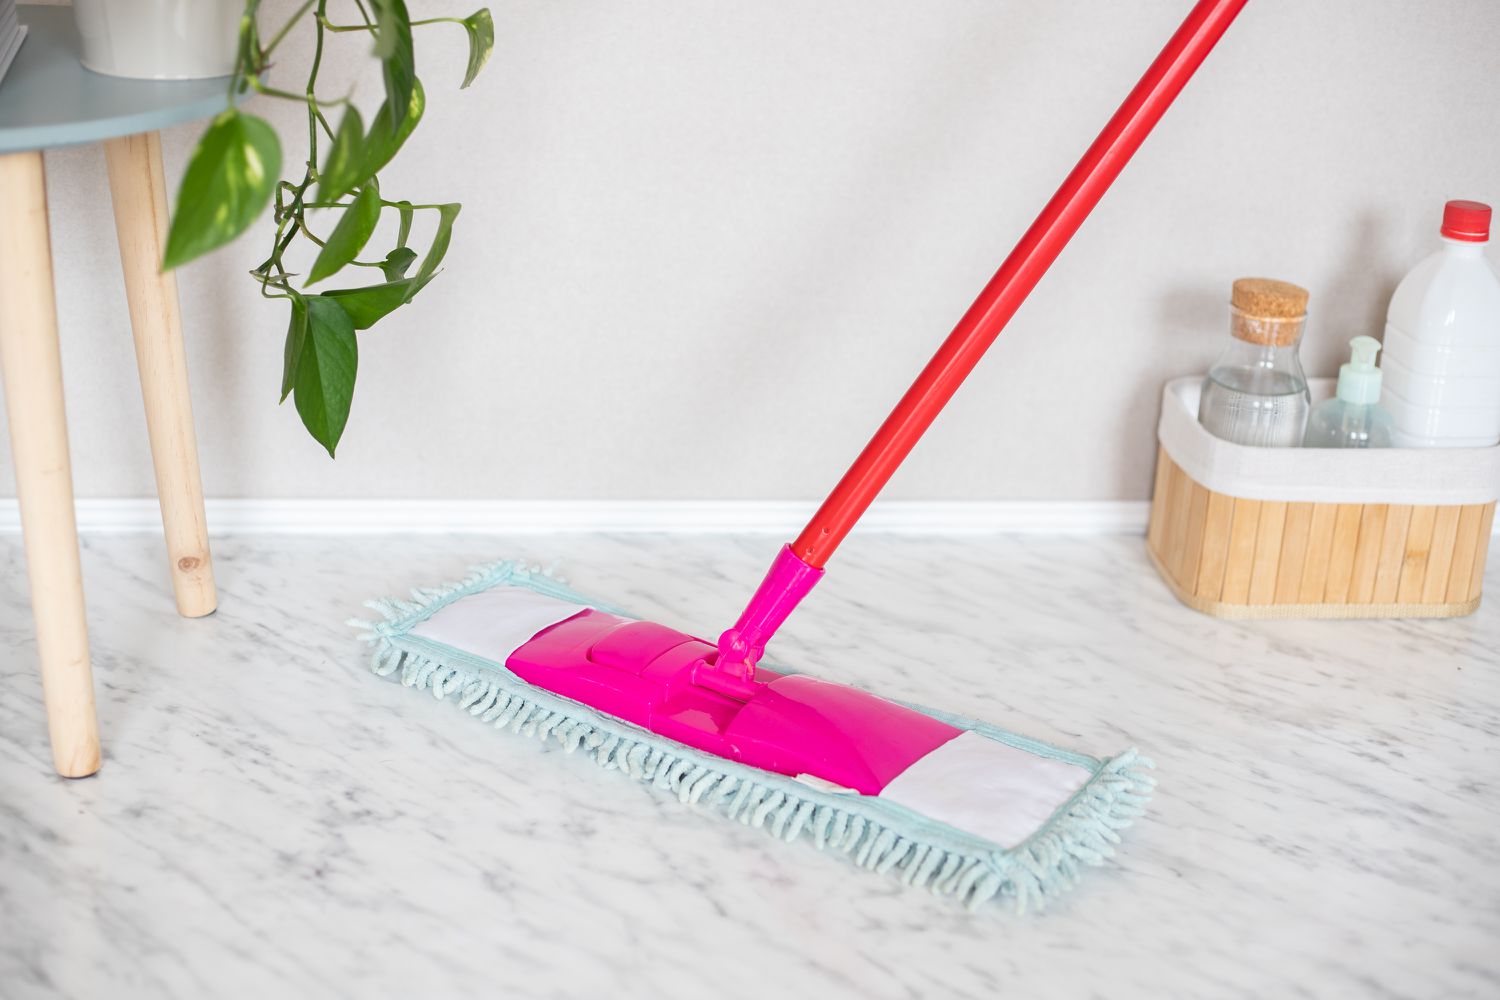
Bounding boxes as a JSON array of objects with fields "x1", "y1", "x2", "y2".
[{"x1": 354, "y1": 0, "x2": 1248, "y2": 911}]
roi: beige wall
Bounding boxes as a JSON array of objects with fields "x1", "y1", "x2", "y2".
[{"x1": 4, "y1": 0, "x2": 1498, "y2": 501}]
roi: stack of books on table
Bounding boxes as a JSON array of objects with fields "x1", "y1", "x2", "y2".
[{"x1": 0, "y1": 0, "x2": 27, "y2": 90}]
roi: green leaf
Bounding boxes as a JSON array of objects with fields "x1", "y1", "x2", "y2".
[
  {"x1": 413, "y1": 203, "x2": 462, "y2": 285},
  {"x1": 460, "y1": 10, "x2": 495, "y2": 88},
  {"x1": 317, "y1": 105, "x2": 365, "y2": 202},
  {"x1": 379, "y1": 246, "x2": 418, "y2": 282},
  {"x1": 393, "y1": 200, "x2": 414, "y2": 247},
  {"x1": 316, "y1": 202, "x2": 454, "y2": 333},
  {"x1": 163, "y1": 110, "x2": 282, "y2": 270},
  {"x1": 360, "y1": 79, "x2": 425, "y2": 183},
  {"x1": 279, "y1": 293, "x2": 308, "y2": 402},
  {"x1": 370, "y1": 0, "x2": 400, "y2": 58},
  {"x1": 292, "y1": 297, "x2": 358, "y2": 457},
  {"x1": 322, "y1": 279, "x2": 417, "y2": 329},
  {"x1": 372, "y1": 0, "x2": 415, "y2": 131},
  {"x1": 317, "y1": 86, "x2": 423, "y2": 203},
  {"x1": 306, "y1": 182, "x2": 381, "y2": 286}
]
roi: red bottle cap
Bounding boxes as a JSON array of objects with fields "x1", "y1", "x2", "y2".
[{"x1": 1441, "y1": 200, "x2": 1491, "y2": 242}]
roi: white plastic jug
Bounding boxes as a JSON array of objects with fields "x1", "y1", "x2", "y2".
[{"x1": 1381, "y1": 200, "x2": 1500, "y2": 448}]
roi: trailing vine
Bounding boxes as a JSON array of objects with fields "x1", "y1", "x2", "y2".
[{"x1": 163, "y1": 0, "x2": 493, "y2": 456}]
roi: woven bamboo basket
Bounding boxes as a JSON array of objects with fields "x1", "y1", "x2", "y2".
[{"x1": 1148, "y1": 377, "x2": 1500, "y2": 619}]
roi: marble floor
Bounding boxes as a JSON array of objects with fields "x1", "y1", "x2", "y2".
[{"x1": 1, "y1": 531, "x2": 1497, "y2": 1000}]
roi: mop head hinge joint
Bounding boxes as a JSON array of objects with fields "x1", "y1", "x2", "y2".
[
  {"x1": 691, "y1": 628, "x2": 765, "y2": 700},
  {"x1": 692, "y1": 544, "x2": 824, "y2": 698}
]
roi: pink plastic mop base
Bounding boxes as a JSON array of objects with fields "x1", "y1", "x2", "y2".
[{"x1": 507, "y1": 609, "x2": 961, "y2": 795}]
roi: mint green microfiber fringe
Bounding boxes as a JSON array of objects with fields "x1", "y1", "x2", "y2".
[{"x1": 350, "y1": 559, "x2": 1155, "y2": 914}]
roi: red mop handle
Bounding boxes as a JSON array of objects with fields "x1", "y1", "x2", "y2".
[
  {"x1": 792, "y1": 0, "x2": 1248, "y2": 567},
  {"x1": 700, "y1": 0, "x2": 1248, "y2": 695}
]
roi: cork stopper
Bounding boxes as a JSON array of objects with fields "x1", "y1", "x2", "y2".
[{"x1": 1230, "y1": 277, "x2": 1308, "y2": 347}]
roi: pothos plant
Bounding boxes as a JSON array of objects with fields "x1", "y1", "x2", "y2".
[{"x1": 162, "y1": 0, "x2": 494, "y2": 456}]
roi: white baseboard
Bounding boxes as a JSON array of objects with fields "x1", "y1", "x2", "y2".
[{"x1": 0, "y1": 499, "x2": 1152, "y2": 535}]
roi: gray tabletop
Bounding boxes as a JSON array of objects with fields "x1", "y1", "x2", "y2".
[{"x1": 0, "y1": 5, "x2": 230, "y2": 155}]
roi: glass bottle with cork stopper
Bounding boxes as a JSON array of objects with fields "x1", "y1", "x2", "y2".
[{"x1": 1198, "y1": 277, "x2": 1312, "y2": 447}]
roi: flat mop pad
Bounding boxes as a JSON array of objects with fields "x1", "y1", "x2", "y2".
[
  {"x1": 347, "y1": 0, "x2": 1255, "y2": 915},
  {"x1": 352, "y1": 561, "x2": 1154, "y2": 912}
]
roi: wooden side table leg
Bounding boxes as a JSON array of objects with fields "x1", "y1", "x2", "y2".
[
  {"x1": 103, "y1": 131, "x2": 216, "y2": 618},
  {"x1": 0, "y1": 151, "x2": 102, "y2": 778}
]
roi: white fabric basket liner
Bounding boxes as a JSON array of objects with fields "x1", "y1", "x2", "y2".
[{"x1": 1157, "y1": 376, "x2": 1500, "y2": 506}]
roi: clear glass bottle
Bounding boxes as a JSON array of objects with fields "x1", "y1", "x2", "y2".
[
  {"x1": 1198, "y1": 278, "x2": 1311, "y2": 447},
  {"x1": 1303, "y1": 336, "x2": 1395, "y2": 448}
]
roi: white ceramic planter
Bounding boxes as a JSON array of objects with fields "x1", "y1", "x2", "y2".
[{"x1": 73, "y1": 0, "x2": 243, "y2": 80}]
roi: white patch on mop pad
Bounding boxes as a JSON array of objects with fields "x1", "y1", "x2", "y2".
[
  {"x1": 794, "y1": 773, "x2": 860, "y2": 795},
  {"x1": 878, "y1": 731, "x2": 1089, "y2": 849},
  {"x1": 411, "y1": 586, "x2": 588, "y2": 663}
]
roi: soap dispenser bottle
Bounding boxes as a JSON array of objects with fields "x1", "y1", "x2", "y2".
[{"x1": 1303, "y1": 336, "x2": 1394, "y2": 448}]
